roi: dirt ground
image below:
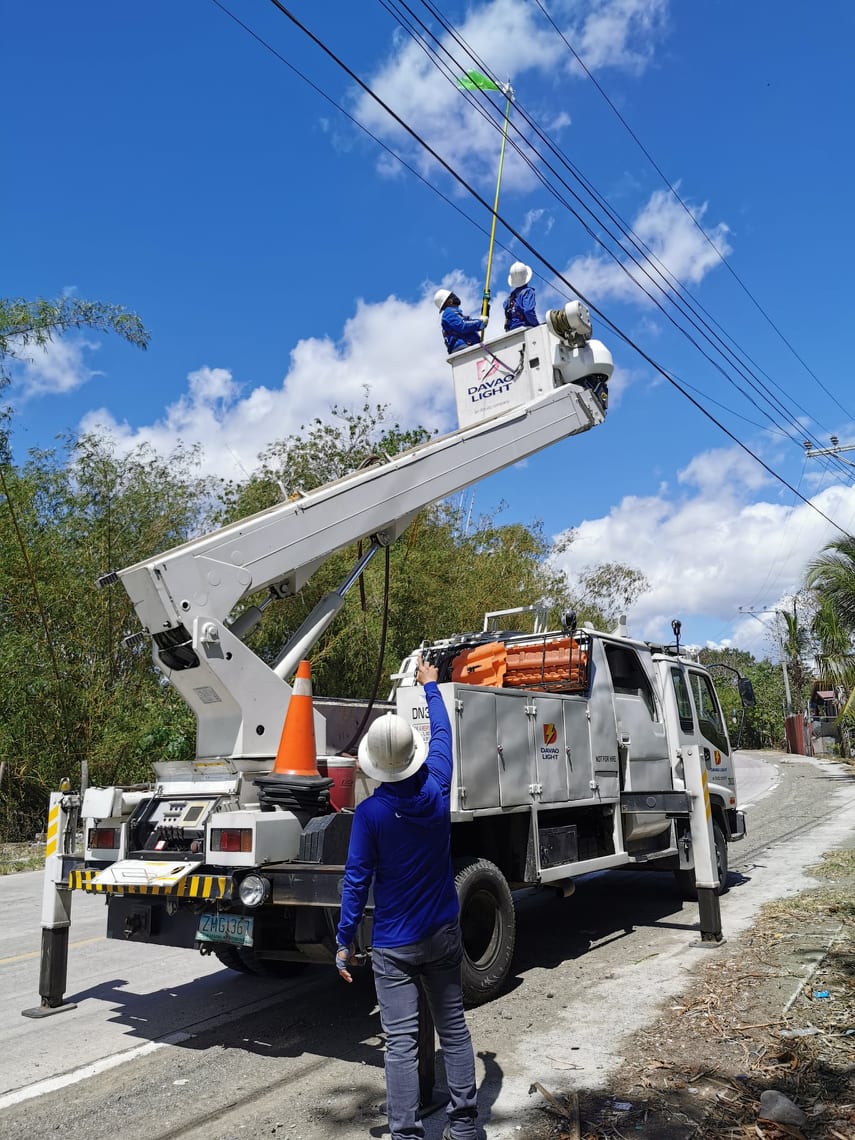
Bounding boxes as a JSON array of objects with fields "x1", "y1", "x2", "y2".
[
  {"x1": 4, "y1": 789, "x2": 852, "y2": 1138},
  {"x1": 522, "y1": 846, "x2": 855, "y2": 1140}
]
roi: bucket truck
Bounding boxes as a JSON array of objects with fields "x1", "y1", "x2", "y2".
[{"x1": 27, "y1": 307, "x2": 744, "y2": 1015}]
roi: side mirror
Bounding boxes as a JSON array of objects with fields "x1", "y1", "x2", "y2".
[{"x1": 738, "y1": 678, "x2": 756, "y2": 708}]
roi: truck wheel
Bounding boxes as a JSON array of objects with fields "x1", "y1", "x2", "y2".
[
  {"x1": 454, "y1": 857, "x2": 516, "y2": 1007},
  {"x1": 236, "y1": 947, "x2": 308, "y2": 978},
  {"x1": 211, "y1": 944, "x2": 255, "y2": 974},
  {"x1": 674, "y1": 823, "x2": 729, "y2": 899}
]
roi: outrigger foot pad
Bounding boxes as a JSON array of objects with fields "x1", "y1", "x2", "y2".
[{"x1": 22, "y1": 1000, "x2": 78, "y2": 1019}]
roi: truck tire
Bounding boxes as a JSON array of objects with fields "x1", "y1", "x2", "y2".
[
  {"x1": 674, "y1": 822, "x2": 729, "y2": 899},
  {"x1": 454, "y1": 857, "x2": 516, "y2": 1007},
  {"x1": 211, "y1": 943, "x2": 255, "y2": 974}
]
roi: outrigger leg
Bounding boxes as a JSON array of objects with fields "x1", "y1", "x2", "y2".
[
  {"x1": 684, "y1": 749, "x2": 725, "y2": 946},
  {"x1": 22, "y1": 788, "x2": 79, "y2": 1017}
]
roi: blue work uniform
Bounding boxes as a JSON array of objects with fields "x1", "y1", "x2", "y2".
[
  {"x1": 441, "y1": 306, "x2": 483, "y2": 355},
  {"x1": 504, "y1": 285, "x2": 538, "y2": 331},
  {"x1": 336, "y1": 685, "x2": 477, "y2": 1140},
  {"x1": 336, "y1": 682, "x2": 458, "y2": 949}
]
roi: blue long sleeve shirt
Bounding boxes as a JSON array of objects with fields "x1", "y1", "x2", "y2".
[
  {"x1": 503, "y1": 285, "x2": 538, "y2": 330},
  {"x1": 441, "y1": 305, "x2": 483, "y2": 354},
  {"x1": 336, "y1": 682, "x2": 459, "y2": 949}
]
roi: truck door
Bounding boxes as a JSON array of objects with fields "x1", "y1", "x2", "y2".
[
  {"x1": 603, "y1": 643, "x2": 670, "y2": 791},
  {"x1": 454, "y1": 689, "x2": 501, "y2": 810},
  {"x1": 686, "y1": 670, "x2": 733, "y2": 785},
  {"x1": 454, "y1": 687, "x2": 533, "y2": 809},
  {"x1": 530, "y1": 696, "x2": 571, "y2": 802}
]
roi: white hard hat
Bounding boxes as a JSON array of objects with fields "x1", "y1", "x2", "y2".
[
  {"x1": 358, "y1": 713, "x2": 428, "y2": 783},
  {"x1": 434, "y1": 288, "x2": 454, "y2": 311},
  {"x1": 508, "y1": 261, "x2": 533, "y2": 288}
]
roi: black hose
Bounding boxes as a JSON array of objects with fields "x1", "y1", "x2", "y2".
[{"x1": 341, "y1": 544, "x2": 392, "y2": 756}]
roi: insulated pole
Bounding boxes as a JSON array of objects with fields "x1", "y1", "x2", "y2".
[{"x1": 481, "y1": 83, "x2": 513, "y2": 340}]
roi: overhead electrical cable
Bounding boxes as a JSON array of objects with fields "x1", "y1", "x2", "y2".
[
  {"x1": 207, "y1": 0, "x2": 494, "y2": 249},
  {"x1": 529, "y1": 0, "x2": 855, "y2": 425},
  {"x1": 257, "y1": 0, "x2": 851, "y2": 535},
  {"x1": 220, "y1": 0, "x2": 848, "y2": 486},
  {"x1": 748, "y1": 452, "x2": 813, "y2": 611},
  {"x1": 211, "y1": 0, "x2": 791, "y2": 449},
  {"x1": 397, "y1": 0, "x2": 854, "y2": 479},
  {"x1": 379, "y1": 0, "x2": 851, "y2": 479}
]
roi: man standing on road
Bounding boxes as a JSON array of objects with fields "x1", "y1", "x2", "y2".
[{"x1": 335, "y1": 656, "x2": 478, "y2": 1140}]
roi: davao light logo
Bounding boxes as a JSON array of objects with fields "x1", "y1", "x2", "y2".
[
  {"x1": 543, "y1": 724, "x2": 557, "y2": 746},
  {"x1": 467, "y1": 356, "x2": 515, "y2": 403}
]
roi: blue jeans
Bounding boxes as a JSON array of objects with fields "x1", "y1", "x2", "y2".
[{"x1": 372, "y1": 921, "x2": 478, "y2": 1140}]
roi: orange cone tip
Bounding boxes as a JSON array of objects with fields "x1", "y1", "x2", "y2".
[{"x1": 272, "y1": 659, "x2": 320, "y2": 777}]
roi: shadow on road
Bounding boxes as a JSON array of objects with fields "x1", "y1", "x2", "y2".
[{"x1": 49, "y1": 869, "x2": 741, "y2": 1138}]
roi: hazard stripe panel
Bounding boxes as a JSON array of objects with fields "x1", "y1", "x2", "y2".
[
  {"x1": 67, "y1": 869, "x2": 233, "y2": 900},
  {"x1": 45, "y1": 805, "x2": 60, "y2": 858}
]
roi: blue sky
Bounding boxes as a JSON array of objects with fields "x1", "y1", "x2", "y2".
[{"x1": 5, "y1": 0, "x2": 855, "y2": 656}]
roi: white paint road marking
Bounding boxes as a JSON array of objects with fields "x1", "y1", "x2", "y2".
[
  {"x1": 0, "y1": 1033, "x2": 191, "y2": 1110},
  {"x1": 0, "y1": 971, "x2": 331, "y2": 1111}
]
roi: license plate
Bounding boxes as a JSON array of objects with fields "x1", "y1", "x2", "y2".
[{"x1": 197, "y1": 913, "x2": 254, "y2": 947}]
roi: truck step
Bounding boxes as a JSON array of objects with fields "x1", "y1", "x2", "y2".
[{"x1": 619, "y1": 791, "x2": 691, "y2": 816}]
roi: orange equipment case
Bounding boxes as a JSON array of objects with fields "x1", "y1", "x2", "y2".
[{"x1": 450, "y1": 637, "x2": 588, "y2": 693}]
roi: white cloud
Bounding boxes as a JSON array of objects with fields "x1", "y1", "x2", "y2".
[
  {"x1": 551, "y1": 444, "x2": 855, "y2": 646},
  {"x1": 563, "y1": 188, "x2": 731, "y2": 304},
  {"x1": 351, "y1": 0, "x2": 670, "y2": 193},
  {"x1": 79, "y1": 282, "x2": 483, "y2": 479},
  {"x1": 576, "y1": 0, "x2": 669, "y2": 73},
  {"x1": 11, "y1": 336, "x2": 99, "y2": 398}
]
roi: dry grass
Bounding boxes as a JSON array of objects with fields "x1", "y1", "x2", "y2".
[
  {"x1": 0, "y1": 842, "x2": 45, "y2": 875},
  {"x1": 530, "y1": 848, "x2": 855, "y2": 1139}
]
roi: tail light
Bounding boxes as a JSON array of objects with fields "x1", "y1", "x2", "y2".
[
  {"x1": 209, "y1": 828, "x2": 253, "y2": 853},
  {"x1": 88, "y1": 827, "x2": 120, "y2": 850}
]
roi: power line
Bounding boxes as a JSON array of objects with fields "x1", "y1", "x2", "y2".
[
  {"x1": 217, "y1": 0, "x2": 850, "y2": 487},
  {"x1": 256, "y1": 0, "x2": 851, "y2": 537},
  {"x1": 395, "y1": 0, "x2": 855, "y2": 480},
  {"x1": 207, "y1": 0, "x2": 493, "y2": 248},
  {"x1": 529, "y1": 0, "x2": 855, "y2": 425}
]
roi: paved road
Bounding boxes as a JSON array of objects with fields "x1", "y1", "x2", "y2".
[{"x1": 1, "y1": 750, "x2": 852, "y2": 1140}]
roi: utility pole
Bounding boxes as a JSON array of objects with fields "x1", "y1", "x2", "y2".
[
  {"x1": 803, "y1": 436, "x2": 855, "y2": 466},
  {"x1": 738, "y1": 606, "x2": 792, "y2": 713}
]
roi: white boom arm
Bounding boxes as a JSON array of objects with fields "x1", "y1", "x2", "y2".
[{"x1": 116, "y1": 323, "x2": 610, "y2": 761}]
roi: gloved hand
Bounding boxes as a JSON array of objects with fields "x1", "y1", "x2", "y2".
[
  {"x1": 336, "y1": 943, "x2": 354, "y2": 983},
  {"x1": 479, "y1": 316, "x2": 489, "y2": 328}
]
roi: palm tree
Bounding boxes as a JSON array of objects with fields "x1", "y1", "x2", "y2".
[
  {"x1": 806, "y1": 537, "x2": 855, "y2": 716},
  {"x1": 778, "y1": 601, "x2": 810, "y2": 713}
]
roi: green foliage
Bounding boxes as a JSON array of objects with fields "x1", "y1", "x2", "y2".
[
  {"x1": 0, "y1": 295, "x2": 149, "y2": 464},
  {"x1": 572, "y1": 562, "x2": 650, "y2": 628},
  {"x1": 778, "y1": 600, "x2": 812, "y2": 713},
  {"x1": 698, "y1": 647, "x2": 786, "y2": 749},
  {"x1": 0, "y1": 435, "x2": 211, "y2": 839},
  {"x1": 0, "y1": 297, "x2": 149, "y2": 371},
  {"x1": 217, "y1": 402, "x2": 580, "y2": 701},
  {"x1": 0, "y1": 397, "x2": 650, "y2": 840},
  {"x1": 806, "y1": 537, "x2": 855, "y2": 715}
]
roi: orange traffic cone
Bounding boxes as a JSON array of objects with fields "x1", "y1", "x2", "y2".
[{"x1": 271, "y1": 660, "x2": 321, "y2": 777}]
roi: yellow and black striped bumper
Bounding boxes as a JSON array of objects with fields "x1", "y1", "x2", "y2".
[{"x1": 68, "y1": 869, "x2": 233, "y2": 900}]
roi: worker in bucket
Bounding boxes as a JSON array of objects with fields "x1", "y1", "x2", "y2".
[
  {"x1": 503, "y1": 261, "x2": 538, "y2": 330},
  {"x1": 336, "y1": 655, "x2": 479, "y2": 1140},
  {"x1": 434, "y1": 287, "x2": 487, "y2": 354}
]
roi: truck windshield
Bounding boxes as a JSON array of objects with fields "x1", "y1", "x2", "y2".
[{"x1": 689, "y1": 671, "x2": 729, "y2": 755}]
